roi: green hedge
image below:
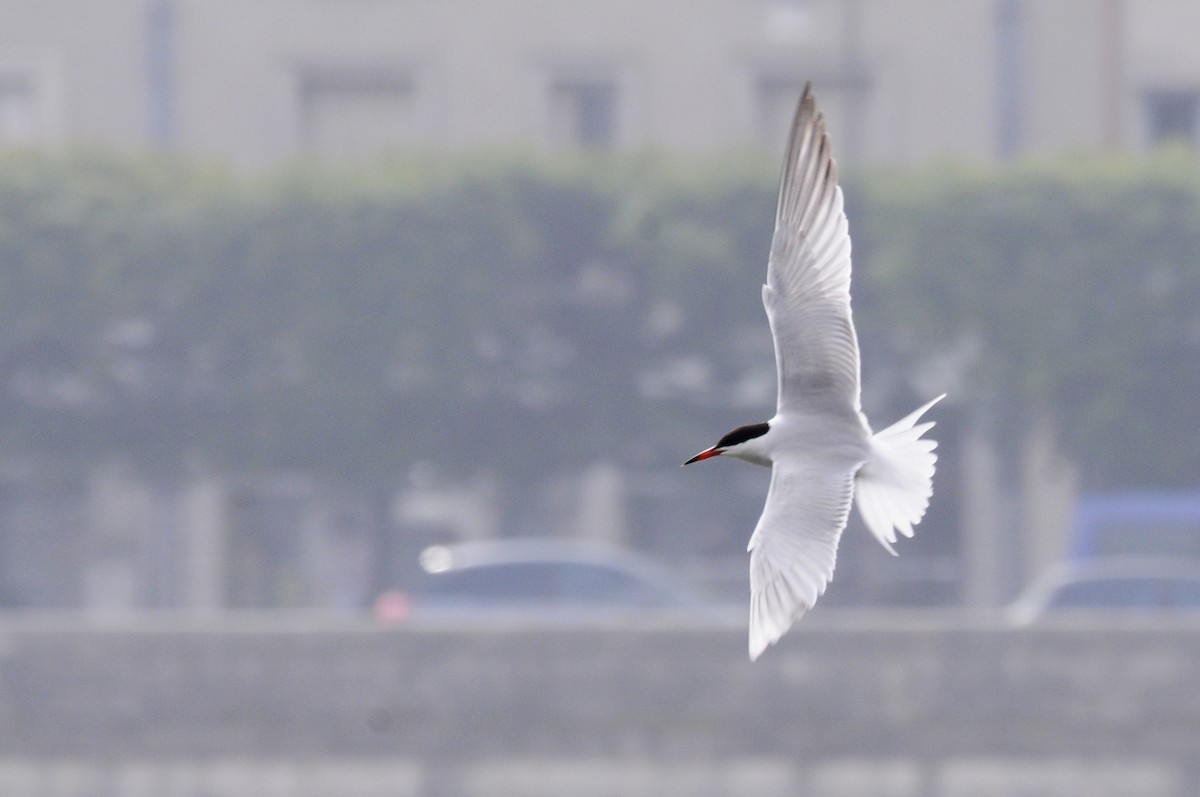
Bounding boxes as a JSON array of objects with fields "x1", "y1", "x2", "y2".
[{"x1": 0, "y1": 150, "x2": 1196, "y2": 491}]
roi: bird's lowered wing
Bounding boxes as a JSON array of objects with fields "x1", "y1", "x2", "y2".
[
  {"x1": 747, "y1": 455, "x2": 856, "y2": 660},
  {"x1": 764, "y1": 83, "x2": 861, "y2": 416}
]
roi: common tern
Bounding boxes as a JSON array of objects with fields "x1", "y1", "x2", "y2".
[{"x1": 684, "y1": 84, "x2": 943, "y2": 660}]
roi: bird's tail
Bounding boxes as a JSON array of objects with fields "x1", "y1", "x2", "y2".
[{"x1": 854, "y1": 394, "x2": 945, "y2": 555}]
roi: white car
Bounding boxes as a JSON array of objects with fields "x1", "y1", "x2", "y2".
[
  {"x1": 380, "y1": 538, "x2": 731, "y2": 622},
  {"x1": 1007, "y1": 557, "x2": 1200, "y2": 626}
]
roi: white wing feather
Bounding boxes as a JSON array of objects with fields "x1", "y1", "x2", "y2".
[
  {"x1": 765, "y1": 84, "x2": 861, "y2": 416},
  {"x1": 748, "y1": 460, "x2": 856, "y2": 660},
  {"x1": 741, "y1": 84, "x2": 941, "y2": 659},
  {"x1": 748, "y1": 83, "x2": 870, "y2": 660}
]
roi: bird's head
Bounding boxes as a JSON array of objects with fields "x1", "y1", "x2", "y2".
[{"x1": 683, "y1": 422, "x2": 772, "y2": 467}]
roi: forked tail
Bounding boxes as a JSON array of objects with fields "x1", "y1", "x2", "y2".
[{"x1": 854, "y1": 394, "x2": 945, "y2": 555}]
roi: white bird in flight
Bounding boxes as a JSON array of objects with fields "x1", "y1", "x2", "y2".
[{"x1": 683, "y1": 84, "x2": 944, "y2": 660}]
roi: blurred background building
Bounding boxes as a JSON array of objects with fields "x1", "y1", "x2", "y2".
[
  {"x1": 4, "y1": 0, "x2": 1200, "y2": 164},
  {"x1": 0, "y1": 0, "x2": 1197, "y2": 616}
]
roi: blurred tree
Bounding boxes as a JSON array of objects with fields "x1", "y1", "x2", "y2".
[
  {"x1": 863, "y1": 152, "x2": 1200, "y2": 489},
  {"x1": 0, "y1": 153, "x2": 232, "y2": 466},
  {"x1": 0, "y1": 148, "x2": 1195, "y2": 546}
]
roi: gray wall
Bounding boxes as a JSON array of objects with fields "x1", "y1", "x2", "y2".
[{"x1": 1, "y1": 613, "x2": 1199, "y2": 796}]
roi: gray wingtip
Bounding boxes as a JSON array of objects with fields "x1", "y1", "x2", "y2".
[{"x1": 775, "y1": 82, "x2": 836, "y2": 233}]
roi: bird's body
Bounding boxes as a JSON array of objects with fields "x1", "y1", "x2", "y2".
[{"x1": 684, "y1": 83, "x2": 943, "y2": 660}]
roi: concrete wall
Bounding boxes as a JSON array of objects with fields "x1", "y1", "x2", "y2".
[{"x1": 0, "y1": 613, "x2": 1198, "y2": 795}]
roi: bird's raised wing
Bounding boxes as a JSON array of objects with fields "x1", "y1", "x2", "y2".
[
  {"x1": 764, "y1": 83, "x2": 861, "y2": 415},
  {"x1": 747, "y1": 455, "x2": 856, "y2": 660}
]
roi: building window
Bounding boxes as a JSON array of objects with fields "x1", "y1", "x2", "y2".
[
  {"x1": 297, "y1": 68, "x2": 417, "y2": 159},
  {"x1": 549, "y1": 79, "x2": 618, "y2": 149},
  {"x1": 1144, "y1": 89, "x2": 1200, "y2": 147},
  {"x1": 0, "y1": 73, "x2": 39, "y2": 143}
]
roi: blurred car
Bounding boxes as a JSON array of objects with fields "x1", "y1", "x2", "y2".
[
  {"x1": 379, "y1": 537, "x2": 730, "y2": 622},
  {"x1": 1067, "y1": 491, "x2": 1200, "y2": 561},
  {"x1": 1006, "y1": 557, "x2": 1200, "y2": 626}
]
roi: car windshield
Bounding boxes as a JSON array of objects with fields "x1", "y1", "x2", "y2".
[
  {"x1": 419, "y1": 561, "x2": 685, "y2": 607},
  {"x1": 422, "y1": 564, "x2": 555, "y2": 602},
  {"x1": 1048, "y1": 578, "x2": 1163, "y2": 609}
]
